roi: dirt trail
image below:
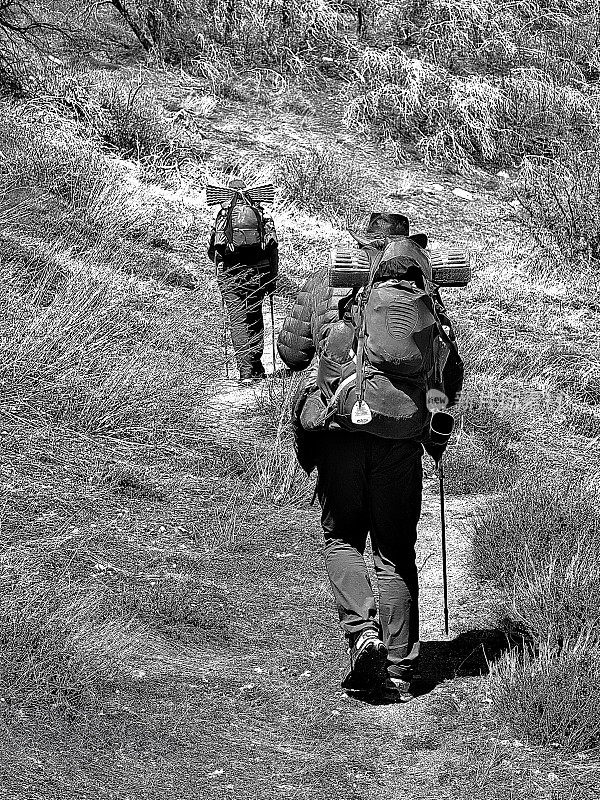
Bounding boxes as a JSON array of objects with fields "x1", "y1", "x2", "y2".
[
  {"x1": 4, "y1": 79, "x2": 595, "y2": 800},
  {"x1": 183, "y1": 93, "x2": 517, "y2": 799},
  {"x1": 5, "y1": 89, "x2": 530, "y2": 800}
]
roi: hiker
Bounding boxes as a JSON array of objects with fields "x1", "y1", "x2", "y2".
[
  {"x1": 277, "y1": 212, "x2": 464, "y2": 701},
  {"x1": 207, "y1": 178, "x2": 279, "y2": 385}
]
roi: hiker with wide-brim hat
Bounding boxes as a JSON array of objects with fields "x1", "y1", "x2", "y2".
[
  {"x1": 349, "y1": 211, "x2": 429, "y2": 249},
  {"x1": 277, "y1": 211, "x2": 464, "y2": 701}
]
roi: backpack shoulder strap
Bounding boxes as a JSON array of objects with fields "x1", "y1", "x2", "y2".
[
  {"x1": 223, "y1": 194, "x2": 238, "y2": 249},
  {"x1": 423, "y1": 284, "x2": 460, "y2": 356},
  {"x1": 337, "y1": 287, "x2": 358, "y2": 320}
]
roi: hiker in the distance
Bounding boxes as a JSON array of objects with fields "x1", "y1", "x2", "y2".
[
  {"x1": 207, "y1": 177, "x2": 279, "y2": 386},
  {"x1": 277, "y1": 212, "x2": 464, "y2": 701}
]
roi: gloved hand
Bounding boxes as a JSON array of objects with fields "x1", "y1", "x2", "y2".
[
  {"x1": 423, "y1": 439, "x2": 447, "y2": 467},
  {"x1": 423, "y1": 411, "x2": 455, "y2": 467},
  {"x1": 267, "y1": 246, "x2": 279, "y2": 297}
]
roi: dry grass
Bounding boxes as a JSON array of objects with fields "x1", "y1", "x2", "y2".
[
  {"x1": 247, "y1": 375, "x2": 314, "y2": 506},
  {"x1": 0, "y1": 576, "x2": 144, "y2": 714},
  {"x1": 517, "y1": 146, "x2": 600, "y2": 264},
  {"x1": 87, "y1": 73, "x2": 206, "y2": 170},
  {"x1": 489, "y1": 631, "x2": 600, "y2": 752},
  {"x1": 346, "y1": 1, "x2": 600, "y2": 168},
  {"x1": 274, "y1": 144, "x2": 363, "y2": 217},
  {"x1": 0, "y1": 20, "x2": 599, "y2": 793},
  {"x1": 472, "y1": 475, "x2": 600, "y2": 644},
  {"x1": 0, "y1": 97, "x2": 200, "y2": 285},
  {"x1": 0, "y1": 93, "x2": 224, "y2": 722},
  {"x1": 0, "y1": 251, "x2": 210, "y2": 439}
]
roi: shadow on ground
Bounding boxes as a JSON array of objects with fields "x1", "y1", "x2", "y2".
[
  {"x1": 348, "y1": 628, "x2": 514, "y2": 706},
  {"x1": 412, "y1": 627, "x2": 512, "y2": 695}
]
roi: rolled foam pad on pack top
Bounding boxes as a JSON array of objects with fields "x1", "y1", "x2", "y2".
[
  {"x1": 205, "y1": 183, "x2": 275, "y2": 206},
  {"x1": 430, "y1": 249, "x2": 471, "y2": 286},
  {"x1": 328, "y1": 247, "x2": 371, "y2": 288},
  {"x1": 206, "y1": 185, "x2": 236, "y2": 205},
  {"x1": 328, "y1": 245, "x2": 472, "y2": 288},
  {"x1": 246, "y1": 184, "x2": 275, "y2": 205}
]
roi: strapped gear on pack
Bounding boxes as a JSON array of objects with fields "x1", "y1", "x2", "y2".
[
  {"x1": 207, "y1": 179, "x2": 278, "y2": 254},
  {"x1": 304, "y1": 235, "x2": 465, "y2": 440}
]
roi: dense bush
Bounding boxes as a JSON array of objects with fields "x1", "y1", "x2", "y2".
[
  {"x1": 489, "y1": 631, "x2": 600, "y2": 752},
  {"x1": 517, "y1": 146, "x2": 600, "y2": 263},
  {"x1": 91, "y1": 76, "x2": 204, "y2": 165},
  {"x1": 346, "y1": 0, "x2": 600, "y2": 167}
]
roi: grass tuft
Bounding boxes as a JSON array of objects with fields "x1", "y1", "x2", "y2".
[
  {"x1": 490, "y1": 630, "x2": 600, "y2": 752},
  {"x1": 274, "y1": 145, "x2": 362, "y2": 217},
  {"x1": 0, "y1": 578, "x2": 143, "y2": 714},
  {"x1": 472, "y1": 475, "x2": 600, "y2": 643}
]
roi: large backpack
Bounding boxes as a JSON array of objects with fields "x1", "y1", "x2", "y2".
[
  {"x1": 310, "y1": 259, "x2": 458, "y2": 440},
  {"x1": 212, "y1": 191, "x2": 277, "y2": 255}
]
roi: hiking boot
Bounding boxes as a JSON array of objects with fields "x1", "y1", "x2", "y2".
[
  {"x1": 382, "y1": 676, "x2": 413, "y2": 703},
  {"x1": 239, "y1": 362, "x2": 265, "y2": 386},
  {"x1": 250, "y1": 361, "x2": 266, "y2": 380},
  {"x1": 341, "y1": 628, "x2": 388, "y2": 694}
]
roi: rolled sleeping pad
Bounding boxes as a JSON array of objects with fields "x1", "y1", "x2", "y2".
[
  {"x1": 206, "y1": 183, "x2": 275, "y2": 206},
  {"x1": 430, "y1": 248, "x2": 471, "y2": 287},
  {"x1": 328, "y1": 247, "x2": 371, "y2": 288},
  {"x1": 328, "y1": 246, "x2": 472, "y2": 288}
]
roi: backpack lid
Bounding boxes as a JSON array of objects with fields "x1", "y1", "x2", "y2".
[{"x1": 376, "y1": 238, "x2": 432, "y2": 282}]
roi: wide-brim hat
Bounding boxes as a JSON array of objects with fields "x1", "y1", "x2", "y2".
[{"x1": 350, "y1": 212, "x2": 428, "y2": 249}]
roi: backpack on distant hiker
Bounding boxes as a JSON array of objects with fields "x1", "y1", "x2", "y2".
[
  {"x1": 300, "y1": 236, "x2": 464, "y2": 440},
  {"x1": 207, "y1": 179, "x2": 278, "y2": 259}
]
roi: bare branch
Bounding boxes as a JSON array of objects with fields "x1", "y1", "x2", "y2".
[{"x1": 109, "y1": 0, "x2": 153, "y2": 51}]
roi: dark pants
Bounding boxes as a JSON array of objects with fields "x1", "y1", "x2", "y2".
[
  {"x1": 217, "y1": 264, "x2": 267, "y2": 377},
  {"x1": 314, "y1": 431, "x2": 423, "y2": 680}
]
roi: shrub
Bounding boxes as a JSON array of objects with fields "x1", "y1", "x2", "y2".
[
  {"x1": 489, "y1": 631, "x2": 600, "y2": 752},
  {"x1": 471, "y1": 475, "x2": 600, "y2": 642},
  {"x1": 346, "y1": 2, "x2": 600, "y2": 167},
  {"x1": 517, "y1": 146, "x2": 600, "y2": 263},
  {"x1": 91, "y1": 78, "x2": 203, "y2": 166},
  {"x1": 275, "y1": 145, "x2": 362, "y2": 216},
  {"x1": 189, "y1": 0, "x2": 345, "y2": 68}
]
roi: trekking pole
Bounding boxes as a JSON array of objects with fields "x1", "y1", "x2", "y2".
[
  {"x1": 269, "y1": 294, "x2": 276, "y2": 374},
  {"x1": 429, "y1": 410, "x2": 454, "y2": 637},
  {"x1": 221, "y1": 297, "x2": 230, "y2": 379},
  {"x1": 438, "y1": 457, "x2": 449, "y2": 637},
  {"x1": 215, "y1": 255, "x2": 230, "y2": 380}
]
